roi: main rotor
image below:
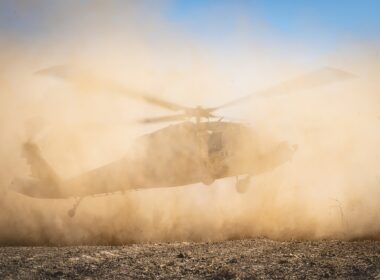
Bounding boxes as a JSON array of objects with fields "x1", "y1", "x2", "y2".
[{"x1": 37, "y1": 65, "x2": 354, "y2": 124}]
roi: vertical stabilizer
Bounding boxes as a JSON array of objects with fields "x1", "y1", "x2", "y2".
[{"x1": 22, "y1": 141, "x2": 60, "y2": 185}]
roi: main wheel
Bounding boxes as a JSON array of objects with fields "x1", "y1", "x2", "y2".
[
  {"x1": 201, "y1": 172, "x2": 215, "y2": 185},
  {"x1": 67, "y1": 208, "x2": 76, "y2": 218}
]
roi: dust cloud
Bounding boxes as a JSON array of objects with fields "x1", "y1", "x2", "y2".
[{"x1": 1, "y1": 1, "x2": 380, "y2": 245}]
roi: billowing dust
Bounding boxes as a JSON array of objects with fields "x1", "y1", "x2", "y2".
[{"x1": 1, "y1": 2, "x2": 380, "y2": 245}]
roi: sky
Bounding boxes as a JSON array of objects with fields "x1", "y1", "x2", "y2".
[
  {"x1": 0, "y1": 0, "x2": 379, "y2": 48},
  {"x1": 168, "y1": 0, "x2": 380, "y2": 39},
  {"x1": 0, "y1": 0, "x2": 379, "y2": 112}
]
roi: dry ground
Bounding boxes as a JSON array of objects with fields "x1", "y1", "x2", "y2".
[{"x1": 1, "y1": 239, "x2": 380, "y2": 279}]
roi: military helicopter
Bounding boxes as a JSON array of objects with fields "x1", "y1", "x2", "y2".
[{"x1": 10, "y1": 66, "x2": 353, "y2": 216}]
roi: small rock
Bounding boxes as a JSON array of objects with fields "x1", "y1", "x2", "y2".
[
  {"x1": 177, "y1": 252, "x2": 185, "y2": 258},
  {"x1": 228, "y1": 258, "x2": 238, "y2": 264},
  {"x1": 52, "y1": 271, "x2": 64, "y2": 277}
]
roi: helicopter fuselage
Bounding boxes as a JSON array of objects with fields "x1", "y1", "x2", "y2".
[{"x1": 10, "y1": 121, "x2": 296, "y2": 198}]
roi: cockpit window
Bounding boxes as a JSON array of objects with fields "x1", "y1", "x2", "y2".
[{"x1": 208, "y1": 132, "x2": 223, "y2": 154}]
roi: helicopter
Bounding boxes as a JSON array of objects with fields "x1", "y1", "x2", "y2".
[{"x1": 9, "y1": 66, "x2": 353, "y2": 216}]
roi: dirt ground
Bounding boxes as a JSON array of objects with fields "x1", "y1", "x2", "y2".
[
  {"x1": 1, "y1": 239, "x2": 380, "y2": 279},
  {"x1": 0, "y1": 239, "x2": 380, "y2": 279}
]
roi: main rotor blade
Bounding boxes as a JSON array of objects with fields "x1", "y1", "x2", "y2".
[
  {"x1": 37, "y1": 65, "x2": 188, "y2": 112},
  {"x1": 211, "y1": 67, "x2": 355, "y2": 111},
  {"x1": 138, "y1": 114, "x2": 188, "y2": 124}
]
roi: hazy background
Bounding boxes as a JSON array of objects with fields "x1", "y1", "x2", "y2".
[{"x1": 0, "y1": 0, "x2": 380, "y2": 245}]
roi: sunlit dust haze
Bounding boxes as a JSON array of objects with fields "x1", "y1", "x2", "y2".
[{"x1": 1, "y1": 1, "x2": 380, "y2": 245}]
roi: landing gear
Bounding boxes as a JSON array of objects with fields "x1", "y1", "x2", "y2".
[
  {"x1": 235, "y1": 176, "x2": 251, "y2": 194},
  {"x1": 199, "y1": 156, "x2": 215, "y2": 185},
  {"x1": 201, "y1": 168, "x2": 215, "y2": 185},
  {"x1": 67, "y1": 197, "x2": 83, "y2": 218}
]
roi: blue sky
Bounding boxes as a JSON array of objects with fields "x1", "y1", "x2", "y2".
[
  {"x1": 1, "y1": 1, "x2": 379, "y2": 44},
  {"x1": 166, "y1": 0, "x2": 380, "y2": 48}
]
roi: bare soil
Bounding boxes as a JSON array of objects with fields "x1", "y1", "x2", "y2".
[{"x1": 1, "y1": 239, "x2": 380, "y2": 279}]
